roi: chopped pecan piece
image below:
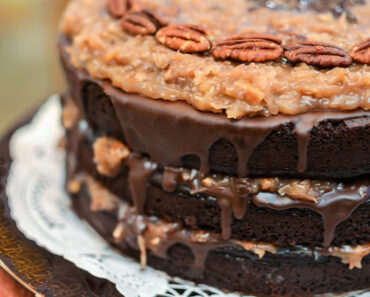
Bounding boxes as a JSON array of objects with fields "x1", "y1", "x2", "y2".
[
  {"x1": 121, "y1": 9, "x2": 167, "y2": 35},
  {"x1": 156, "y1": 24, "x2": 212, "y2": 53},
  {"x1": 93, "y1": 137, "x2": 130, "y2": 177},
  {"x1": 284, "y1": 41, "x2": 352, "y2": 67},
  {"x1": 212, "y1": 34, "x2": 283, "y2": 62},
  {"x1": 259, "y1": 178, "x2": 279, "y2": 192},
  {"x1": 278, "y1": 180, "x2": 318, "y2": 203},
  {"x1": 237, "y1": 241, "x2": 277, "y2": 259},
  {"x1": 349, "y1": 38, "x2": 370, "y2": 64},
  {"x1": 85, "y1": 175, "x2": 119, "y2": 212},
  {"x1": 328, "y1": 244, "x2": 370, "y2": 270},
  {"x1": 107, "y1": 0, "x2": 137, "y2": 18}
]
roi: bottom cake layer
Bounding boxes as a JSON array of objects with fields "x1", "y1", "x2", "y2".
[{"x1": 70, "y1": 176, "x2": 370, "y2": 297}]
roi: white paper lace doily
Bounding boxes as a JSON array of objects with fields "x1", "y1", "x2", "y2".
[{"x1": 6, "y1": 96, "x2": 369, "y2": 297}]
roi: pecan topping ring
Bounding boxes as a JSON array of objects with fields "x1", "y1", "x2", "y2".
[
  {"x1": 156, "y1": 24, "x2": 212, "y2": 53},
  {"x1": 284, "y1": 41, "x2": 352, "y2": 67},
  {"x1": 212, "y1": 34, "x2": 283, "y2": 63},
  {"x1": 122, "y1": 9, "x2": 167, "y2": 35},
  {"x1": 349, "y1": 38, "x2": 370, "y2": 64},
  {"x1": 107, "y1": 0, "x2": 137, "y2": 18}
]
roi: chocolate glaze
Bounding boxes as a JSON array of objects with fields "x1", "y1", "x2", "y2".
[
  {"x1": 60, "y1": 36, "x2": 369, "y2": 247},
  {"x1": 253, "y1": 186, "x2": 369, "y2": 247},
  {"x1": 162, "y1": 167, "x2": 250, "y2": 240},
  {"x1": 109, "y1": 89, "x2": 369, "y2": 176},
  {"x1": 161, "y1": 167, "x2": 369, "y2": 246},
  {"x1": 120, "y1": 207, "x2": 262, "y2": 274},
  {"x1": 162, "y1": 167, "x2": 182, "y2": 192},
  {"x1": 126, "y1": 155, "x2": 157, "y2": 212},
  {"x1": 292, "y1": 112, "x2": 369, "y2": 173},
  {"x1": 115, "y1": 206, "x2": 233, "y2": 275},
  {"x1": 111, "y1": 196, "x2": 369, "y2": 275},
  {"x1": 65, "y1": 94, "x2": 369, "y2": 247},
  {"x1": 144, "y1": 230, "x2": 228, "y2": 275},
  {"x1": 80, "y1": 181, "x2": 369, "y2": 274},
  {"x1": 59, "y1": 37, "x2": 370, "y2": 180}
]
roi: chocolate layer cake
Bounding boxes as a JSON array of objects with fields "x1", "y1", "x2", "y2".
[{"x1": 59, "y1": 0, "x2": 370, "y2": 296}]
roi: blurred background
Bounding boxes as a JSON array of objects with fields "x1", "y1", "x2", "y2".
[{"x1": 0, "y1": 0, "x2": 68, "y2": 134}]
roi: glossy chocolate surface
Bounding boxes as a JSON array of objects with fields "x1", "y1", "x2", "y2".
[{"x1": 60, "y1": 36, "x2": 370, "y2": 180}]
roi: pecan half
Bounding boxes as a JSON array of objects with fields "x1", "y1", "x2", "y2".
[
  {"x1": 212, "y1": 34, "x2": 283, "y2": 63},
  {"x1": 156, "y1": 24, "x2": 212, "y2": 53},
  {"x1": 121, "y1": 9, "x2": 167, "y2": 35},
  {"x1": 284, "y1": 41, "x2": 352, "y2": 67},
  {"x1": 349, "y1": 38, "x2": 370, "y2": 64},
  {"x1": 107, "y1": 0, "x2": 137, "y2": 18}
]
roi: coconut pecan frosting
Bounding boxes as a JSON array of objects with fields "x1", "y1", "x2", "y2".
[{"x1": 61, "y1": 0, "x2": 370, "y2": 119}]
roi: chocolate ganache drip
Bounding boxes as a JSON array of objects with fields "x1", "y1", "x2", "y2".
[
  {"x1": 67, "y1": 101, "x2": 370, "y2": 247},
  {"x1": 108, "y1": 86, "x2": 369, "y2": 177},
  {"x1": 162, "y1": 167, "x2": 250, "y2": 240},
  {"x1": 127, "y1": 154, "x2": 157, "y2": 212},
  {"x1": 252, "y1": 185, "x2": 370, "y2": 247},
  {"x1": 161, "y1": 167, "x2": 369, "y2": 245},
  {"x1": 111, "y1": 196, "x2": 370, "y2": 272},
  {"x1": 60, "y1": 41, "x2": 369, "y2": 179},
  {"x1": 61, "y1": 41, "x2": 370, "y2": 247},
  {"x1": 115, "y1": 205, "x2": 277, "y2": 274}
]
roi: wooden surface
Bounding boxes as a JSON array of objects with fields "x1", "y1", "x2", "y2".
[{"x1": 0, "y1": 268, "x2": 33, "y2": 297}]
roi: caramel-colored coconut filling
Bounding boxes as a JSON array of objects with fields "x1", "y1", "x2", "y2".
[
  {"x1": 91, "y1": 137, "x2": 365, "y2": 205},
  {"x1": 90, "y1": 135, "x2": 368, "y2": 207},
  {"x1": 61, "y1": 0, "x2": 369, "y2": 118},
  {"x1": 93, "y1": 136, "x2": 130, "y2": 177}
]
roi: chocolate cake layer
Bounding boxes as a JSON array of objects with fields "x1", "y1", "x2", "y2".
[
  {"x1": 72, "y1": 186, "x2": 370, "y2": 297},
  {"x1": 60, "y1": 38, "x2": 370, "y2": 180},
  {"x1": 66, "y1": 125, "x2": 370, "y2": 248}
]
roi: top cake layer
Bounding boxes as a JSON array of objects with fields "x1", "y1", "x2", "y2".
[{"x1": 60, "y1": 0, "x2": 369, "y2": 119}]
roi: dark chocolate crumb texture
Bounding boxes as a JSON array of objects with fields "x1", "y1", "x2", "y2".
[{"x1": 58, "y1": 0, "x2": 370, "y2": 296}]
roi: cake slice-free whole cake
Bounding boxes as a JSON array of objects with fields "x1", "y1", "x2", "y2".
[{"x1": 59, "y1": 0, "x2": 370, "y2": 296}]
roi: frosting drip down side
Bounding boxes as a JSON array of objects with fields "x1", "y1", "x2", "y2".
[
  {"x1": 63, "y1": 107, "x2": 370, "y2": 248},
  {"x1": 59, "y1": 38, "x2": 370, "y2": 180},
  {"x1": 74, "y1": 173, "x2": 370, "y2": 273},
  {"x1": 110, "y1": 90, "x2": 370, "y2": 177}
]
